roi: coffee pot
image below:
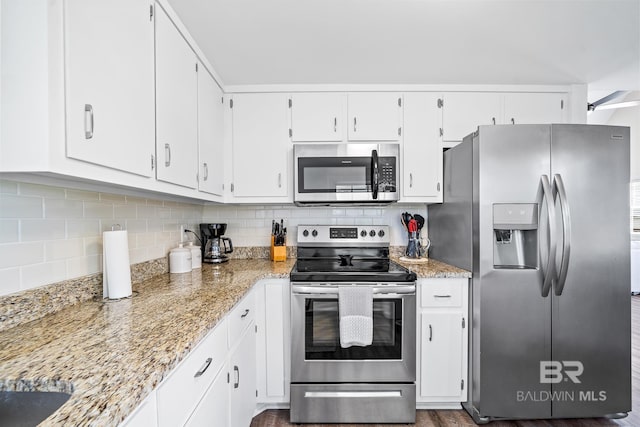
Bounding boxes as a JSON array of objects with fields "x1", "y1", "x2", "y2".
[{"x1": 200, "y1": 223, "x2": 234, "y2": 264}]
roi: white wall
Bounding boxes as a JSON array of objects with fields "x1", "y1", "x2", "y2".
[
  {"x1": 201, "y1": 203, "x2": 425, "y2": 248},
  {"x1": 0, "y1": 179, "x2": 202, "y2": 296}
]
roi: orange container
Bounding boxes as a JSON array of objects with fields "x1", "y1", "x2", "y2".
[{"x1": 270, "y1": 235, "x2": 287, "y2": 262}]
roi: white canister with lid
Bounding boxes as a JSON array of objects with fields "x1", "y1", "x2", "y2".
[
  {"x1": 187, "y1": 241, "x2": 202, "y2": 269},
  {"x1": 169, "y1": 243, "x2": 192, "y2": 273}
]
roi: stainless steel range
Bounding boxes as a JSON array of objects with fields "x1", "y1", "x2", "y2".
[{"x1": 290, "y1": 225, "x2": 417, "y2": 424}]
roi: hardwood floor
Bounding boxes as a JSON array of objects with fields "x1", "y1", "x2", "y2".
[{"x1": 251, "y1": 296, "x2": 640, "y2": 427}]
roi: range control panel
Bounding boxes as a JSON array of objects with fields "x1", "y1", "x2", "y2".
[{"x1": 297, "y1": 225, "x2": 390, "y2": 246}]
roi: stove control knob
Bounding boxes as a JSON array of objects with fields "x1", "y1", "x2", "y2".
[
  {"x1": 302, "y1": 229, "x2": 309, "y2": 237},
  {"x1": 378, "y1": 230, "x2": 385, "y2": 237},
  {"x1": 360, "y1": 230, "x2": 367, "y2": 237},
  {"x1": 312, "y1": 229, "x2": 318, "y2": 237},
  {"x1": 369, "y1": 230, "x2": 376, "y2": 237}
]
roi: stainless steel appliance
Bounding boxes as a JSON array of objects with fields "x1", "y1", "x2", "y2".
[
  {"x1": 290, "y1": 225, "x2": 417, "y2": 423},
  {"x1": 293, "y1": 143, "x2": 399, "y2": 206},
  {"x1": 199, "y1": 223, "x2": 233, "y2": 264},
  {"x1": 429, "y1": 124, "x2": 631, "y2": 423}
]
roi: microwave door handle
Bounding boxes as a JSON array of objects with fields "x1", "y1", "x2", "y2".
[{"x1": 372, "y1": 149, "x2": 379, "y2": 199}]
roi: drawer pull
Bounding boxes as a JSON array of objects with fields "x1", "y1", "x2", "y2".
[
  {"x1": 429, "y1": 324, "x2": 433, "y2": 341},
  {"x1": 234, "y1": 365, "x2": 240, "y2": 388},
  {"x1": 194, "y1": 357, "x2": 212, "y2": 378},
  {"x1": 433, "y1": 294, "x2": 452, "y2": 298},
  {"x1": 241, "y1": 309, "x2": 250, "y2": 318}
]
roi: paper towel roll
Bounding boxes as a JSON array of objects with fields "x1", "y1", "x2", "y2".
[{"x1": 102, "y1": 229, "x2": 132, "y2": 299}]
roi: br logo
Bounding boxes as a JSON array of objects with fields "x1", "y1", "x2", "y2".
[{"x1": 540, "y1": 361, "x2": 584, "y2": 384}]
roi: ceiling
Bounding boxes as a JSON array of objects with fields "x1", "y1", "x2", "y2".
[{"x1": 168, "y1": 0, "x2": 640, "y2": 90}]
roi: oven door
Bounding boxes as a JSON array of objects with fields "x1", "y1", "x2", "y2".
[
  {"x1": 291, "y1": 282, "x2": 416, "y2": 383},
  {"x1": 294, "y1": 143, "x2": 399, "y2": 204}
]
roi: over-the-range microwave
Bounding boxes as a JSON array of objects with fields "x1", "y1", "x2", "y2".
[{"x1": 293, "y1": 143, "x2": 399, "y2": 206}]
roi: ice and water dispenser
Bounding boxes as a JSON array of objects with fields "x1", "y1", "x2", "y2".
[{"x1": 493, "y1": 203, "x2": 538, "y2": 269}]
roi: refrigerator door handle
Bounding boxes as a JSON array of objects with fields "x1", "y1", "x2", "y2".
[
  {"x1": 540, "y1": 174, "x2": 557, "y2": 297},
  {"x1": 553, "y1": 174, "x2": 572, "y2": 296}
]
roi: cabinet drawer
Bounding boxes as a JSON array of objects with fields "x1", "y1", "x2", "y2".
[
  {"x1": 157, "y1": 320, "x2": 227, "y2": 427},
  {"x1": 420, "y1": 280, "x2": 463, "y2": 308},
  {"x1": 228, "y1": 291, "x2": 255, "y2": 347}
]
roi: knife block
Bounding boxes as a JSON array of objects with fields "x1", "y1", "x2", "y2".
[{"x1": 270, "y1": 236, "x2": 287, "y2": 262}]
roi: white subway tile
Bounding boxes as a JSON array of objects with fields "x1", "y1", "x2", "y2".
[
  {"x1": 0, "y1": 220, "x2": 19, "y2": 243},
  {"x1": 147, "y1": 245, "x2": 167, "y2": 261},
  {"x1": 135, "y1": 232, "x2": 156, "y2": 248},
  {"x1": 148, "y1": 219, "x2": 166, "y2": 233},
  {"x1": 137, "y1": 205, "x2": 157, "y2": 218},
  {"x1": 0, "y1": 268, "x2": 21, "y2": 296},
  {"x1": 44, "y1": 198, "x2": 84, "y2": 219},
  {"x1": 146, "y1": 198, "x2": 164, "y2": 207},
  {"x1": 0, "y1": 195, "x2": 43, "y2": 219},
  {"x1": 67, "y1": 219, "x2": 101, "y2": 238},
  {"x1": 46, "y1": 238, "x2": 84, "y2": 261},
  {"x1": 0, "y1": 180, "x2": 18, "y2": 195},
  {"x1": 125, "y1": 196, "x2": 147, "y2": 205},
  {"x1": 129, "y1": 247, "x2": 148, "y2": 264},
  {"x1": 114, "y1": 204, "x2": 137, "y2": 219},
  {"x1": 99, "y1": 192, "x2": 126, "y2": 203},
  {"x1": 157, "y1": 207, "x2": 172, "y2": 219},
  {"x1": 19, "y1": 182, "x2": 66, "y2": 199},
  {"x1": 331, "y1": 209, "x2": 345, "y2": 217},
  {"x1": 0, "y1": 242, "x2": 44, "y2": 268},
  {"x1": 84, "y1": 202, "x2": 114, "y2": 219},
  {"x1": 345, "y1": 209, "x2": 364, "y2": 217},
  {"x1": 67, "y1": 254, "x2": 101, "y2": 278},
  {"x1": 20, "y1": 219, "x2": 66, "y2": 241},
  {"x1": 84, "y1": 236, "x2": 103, "y2": 256},
  {"x1": 125, "y1": 219, "x2": 147, "y2": 233},
  {"x1": 21, "y1": 261, "x2": 67, "y2": 290},
  {"x1": 67, "y1": 189, "x2": 99, "y2": 201}
]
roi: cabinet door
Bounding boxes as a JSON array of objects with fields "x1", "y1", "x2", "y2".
[
  {"x1": 504, "y1": 92, "x2": 566, "y2": 125},
  {"x1": 197, "y1": 66, "x2": 225, "y2": 196},
  {"x1": 290, "y1": 93, "x2": 343, "y2": 142},
  {"x1": 420, "y1": 312, "x2": 464, "y2": 399},
  {"x1": 155, "y1": 6, "x2": 198, "y2": 189},
  {"x1": 441, "y1": 92, "x2": 502, "y2": 146},
  {"x1": 184, "y1": 368, "x2": 229, "y2": 427},
  {"x1": 65, "y1": 0, "x2": 154, "y2": 177},
  {"x1": 256, "y1": 280, "x2": 290, "y2": 404},
  {"x1": 402, "y1": 93, "x2": 442, "y2": 201},
  {"x1": 121, "y1": 390, "x2": 158, "y2": 427},
  {"x1": 347, "y1": 93, "x2": 402, "y2": 141},
  {"x1": 229, "y1": 324, "x2": 257, "y2": 427},
  {"x1": 231, "y1": 94, "x2": 289, "y2": 198}
]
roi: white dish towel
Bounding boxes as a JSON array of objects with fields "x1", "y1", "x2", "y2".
[{"x1": 338, "y1": 286, "x2": 373, "y2": 348}]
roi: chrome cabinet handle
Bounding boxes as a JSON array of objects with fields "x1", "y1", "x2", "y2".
[
  {"x1": 409, "y1": 173, "x2": 413, "y2": 188},
  {"x1": 540, "y1": 175, "x2": 557, "y2": 298},
  {"x1": 194, "y1": 357, "x2": 212, "y2": 378},
  {"x1": 203, "y1": 163, "x2": 209, "y2": 181},
  {"x1": 233, "y1": 365, "x2": 240, "y2": 389},
  {"x1": 553, "y1": 174, "x2": 571, "y2": 296},
  {"x1": 353, "y1": 117, "x2": 357, "y2": 132},
  {"x1": 433, "y1": 294, "x2": 451, "y2": 298},
  {"x1": 492, "y1": 117, "x2": 496, "y2": 125},
  {"x1": 278, "y1": 173, "x2": 282, "y2": 188},
  {"x1": 334, "y1": 117, "x2": 337, "y2": 132},
  {"x1": 511, "y1": 118, "x2": 515, "y2": 124},
  {"x1": 428, "y1": 324, "x2": 433, "y2": 341},
  {"x1": 84, "y1": 104, "x2": 94, "y2": 139},
  {"x1": 437, "y1": 182, "x2": 441, "y2": 192},
  {"x1": 240, "y1": 309, "x2": 250, "y2": 318},
  {"x1": 165, "y1": 143, "x2": 171, "y2": 167}
]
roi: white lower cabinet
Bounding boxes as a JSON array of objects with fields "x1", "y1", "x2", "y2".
[
  {"x1": 416, "y1": 278, "x2": 469, "y2": 408},
  {"x1": 185, "y1": 359, "x2": 230, "y2": 427},
  {"x1": 121, "y1": 390, "x2": 158, "y2": 427},
  {"x1": 229, "y1": 323, "x2": 258, "y2": 427},
  {"x1": 256, "y1": 280, "x2": 291, "y2": 406}
]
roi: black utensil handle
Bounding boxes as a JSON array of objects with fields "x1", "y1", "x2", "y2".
[{"x1": 372, "y1": 149, "x2": 379, "y2": 200}]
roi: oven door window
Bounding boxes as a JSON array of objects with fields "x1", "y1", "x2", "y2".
[
  {"x1": 298, "y1": 157, "x2": 372, "y2": 193},
  {"x1": 304, "y1": 298, "x2": 402, "y2": 360}
]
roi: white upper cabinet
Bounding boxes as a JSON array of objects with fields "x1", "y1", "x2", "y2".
[
  {"x1": 441, "y1": 92, "x2": 502, "y2": 145},
  {"x1": 290, "y1": 93, "x2": 343, "y2": 142},
  {"x1": 65, "y1": 0, "x2": 155, "y2": 177},
  {"x1": 347, "y1": 93, "x2": 402, "y2": 141},
  {"x1": 155, "y1": 5, "x2": 198, "y2": 189},
  {"x1": 197, "y1": 66, "x2": 225, "y2": 197},
  {"x1": 231, "y1": 93, "x2": 290, "y2": 199},
  {"x1": 504, "y1": 92, "x2": 566, "y2": 125},
  {"x1": 402, "y1": 93, "x2": 442, "y2": 202}
]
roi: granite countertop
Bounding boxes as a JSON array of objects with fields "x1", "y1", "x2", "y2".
[
  {"x1": 392, "y1": 256, "x2": 472, "y2": 279},
  {"x1": 0, "y1": 256, "x2": 468, "y2": 426}
]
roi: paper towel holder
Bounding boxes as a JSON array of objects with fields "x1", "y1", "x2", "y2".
[{"x1": 111, "y1": 224, "x2": 123, "y2": 231}]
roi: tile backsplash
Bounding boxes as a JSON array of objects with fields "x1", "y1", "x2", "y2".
[{"x1": 0, "y1": 178, "x2": 426, "y2": 297}]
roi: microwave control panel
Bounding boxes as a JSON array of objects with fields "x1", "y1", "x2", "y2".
[{"x1": 379, "y1": 157, "x2": 397, "y2": 192}]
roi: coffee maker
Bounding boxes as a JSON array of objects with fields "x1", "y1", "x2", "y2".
[{"x1": 199, "y1": 223, "x2": 234, "y2": 264}]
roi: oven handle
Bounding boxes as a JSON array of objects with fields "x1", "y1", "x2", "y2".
[{"x1": 291, "y1": 284, "x2": 415, "y2": 295}]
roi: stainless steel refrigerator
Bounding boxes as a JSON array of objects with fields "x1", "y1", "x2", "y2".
[{"x1": 429, "y1": 124, "x2": 631, "y2": 423}]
